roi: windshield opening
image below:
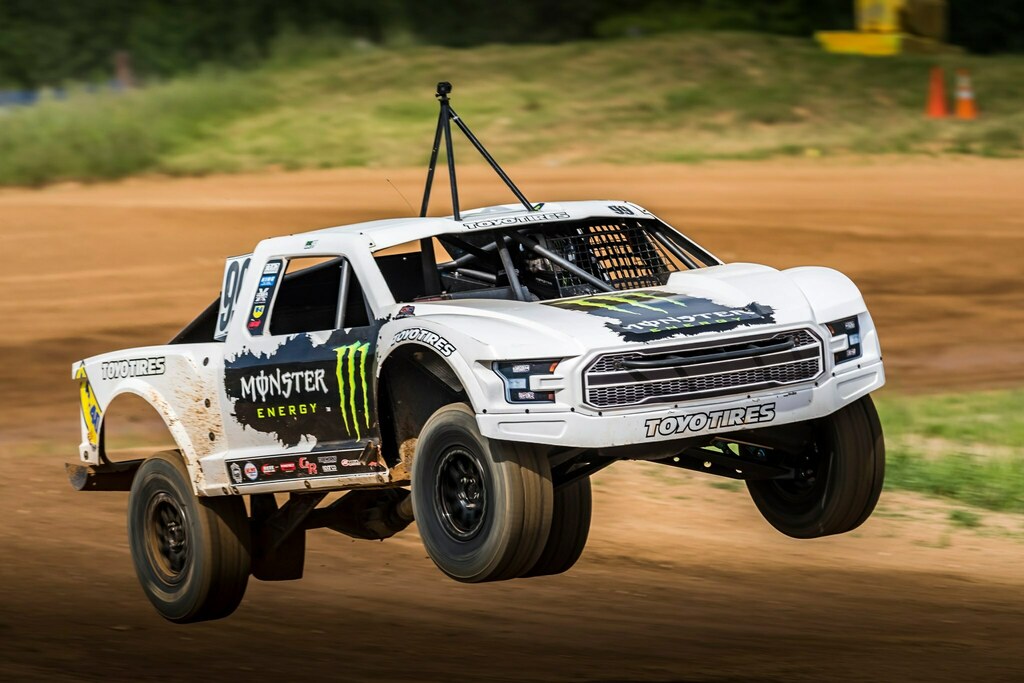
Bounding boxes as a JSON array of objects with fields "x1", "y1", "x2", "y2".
[{"x1": 375, "y1": 217, "x2": 713, "y2": 304}]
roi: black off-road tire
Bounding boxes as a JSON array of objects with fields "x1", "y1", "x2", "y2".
[
  {"x1": 747, "y1": 395, "x2": 885, "y2": 539},
  {"x1": 128, "y1": 450, "x2": 251, "y2": 622},
  {"x1": 411, "y1": 403, "x2": 553, "y2": 583},
  {"x1": 522, "y1": 475, "x2": 592, "y2": 578}
]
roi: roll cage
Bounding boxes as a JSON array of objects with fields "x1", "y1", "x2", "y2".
[{"x1": 413, "y1": 82, "x2": 719, "y2": 303}]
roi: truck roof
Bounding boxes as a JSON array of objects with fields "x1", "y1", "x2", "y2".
[{"x1": 299, "y1": 200, "x2": 645, "y2": 251}]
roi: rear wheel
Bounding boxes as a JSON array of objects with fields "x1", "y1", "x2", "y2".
[
  {"x1": 746, "y1": 395, "x2": 885, "y2": 539},
  {"x1": 522, "y1": 475, "x2": 592, "y2": 578},
  {"x1": 128, "y1": 450, "x2": 251, "y2": 622},
  {"x1": 411, "y1": 403, "x2": 553, "y2": 583}
]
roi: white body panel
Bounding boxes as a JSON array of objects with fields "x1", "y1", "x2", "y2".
[{"x1": 73, "y1": 201, "x2": 885, "y2": 496}]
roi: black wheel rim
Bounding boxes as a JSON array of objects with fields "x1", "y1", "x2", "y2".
[
  {"x1": 765, "y1": 435, "x2": 832, "y2": 510},
  {"x1": 145, "y1": 491, "x2": 190, "y2": 584},
  {"x1": 434, "y1": 447, "x2": 487, "y2": 541}
]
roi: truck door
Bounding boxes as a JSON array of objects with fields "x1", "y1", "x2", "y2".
[{"x1": 221, "y1": 256, "x2": 382, "y2": 486}]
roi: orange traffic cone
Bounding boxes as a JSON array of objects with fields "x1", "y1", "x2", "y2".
[
  {"x1": 926, "y1": 66, "x2": 947, "y2": 118},
  {"x1": 955, "y1": 69, "x2": 978, "y2": 120}
]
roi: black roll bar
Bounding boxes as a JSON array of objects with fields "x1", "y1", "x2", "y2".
[{"x1": 506, "y1": 231, "x2": 616, "y2": 294}]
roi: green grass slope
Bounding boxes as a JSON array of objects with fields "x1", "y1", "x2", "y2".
[
  {"x1": 876, "y1": 389, "x2": 1024, "y2": 514},
  {"x1": 3, "y1": 32, "x2": 1024, "y2": 185}
]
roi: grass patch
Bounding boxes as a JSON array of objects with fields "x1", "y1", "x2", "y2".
[
  {"x1": 710, "y1": 480, "x2": 743, "y2": 492},
  {"x1": 4, "y1": 32, "x2": 1024, "y2": 184},
  {"x1": 0, "y1": 70, "x2": 275, "y2": 185},
  {"x1": 876, "y1": 389, "x2": 1024, "y2": 451},
  {"x1": 875, "y1": 389, "x2": 1024, "y2": 513},
  {"x1": 949, "y1": 509, "x2": 983, "y2": 528}
]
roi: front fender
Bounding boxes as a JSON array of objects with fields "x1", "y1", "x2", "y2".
[
  {"x1": 375, "y1": 322, "x2": 500, "y2": 413},
  {"x1": 784, "y1": 266, "x2": 867, "y2": 323}
]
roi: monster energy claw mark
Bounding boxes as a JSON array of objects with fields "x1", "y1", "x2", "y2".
[
  {"x1": 568, "y1": 299, "x2": 637, "y2": 315},
  {"x1": 584, "y1": 294, "x2": 666, "y2": 313},
  {"x1": 334, "y1": 342, "x2": 371, "y2": 440},
  {"x1": 625, "y1": 291, "x2": 690, "y2": 309},
  {"x1": 553, "y1": 290, "x2": 690, "y2": 315}
]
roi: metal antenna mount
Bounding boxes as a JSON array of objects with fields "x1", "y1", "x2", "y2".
[
  {"x1": 418, "y1": 82, "x2": 535, "y2": 295},
  {"x1": 419, "y1": 81, "x2": 534, "y2": 222}
]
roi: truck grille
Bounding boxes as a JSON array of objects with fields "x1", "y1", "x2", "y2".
[{"x1": 584, "y1": 329, "x2": 824, "y2": 409}]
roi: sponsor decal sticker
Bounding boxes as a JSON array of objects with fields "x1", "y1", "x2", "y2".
[
  {"x1": 240, "y1": 368, "x2": 328, "y2": 401},
  {"x1": 304, "y1": 240, "x2": 318, "y2": 249},
  {"x1": 392, "y1": 327, "x2": 456, "y2": 356},
  {"x1": 644, "y1": 403, "x2": 776, "y2": 438},
  {"x1": 224, "y1": 329, "x2": 377, "y2": 448},
  {"x1": 549, "y1": 290, "x2": 775, "y2": 342},
  {"x1": 100, "y1": 356, "x2": 166, "y2": 380},
  {"x1": 396, "y1": 305, "x2": 415, "y2": 319},
  {"x1": 75, "y1": 365, "x2": 103, "y2": 447},
  {"x1": 247, "y1": 259, "x2": 284, "y2": 335},
  {"x1": 461, "y1": 211, "x2": 570, "y2": 230},
  {"x1": 335, "y1": 342, "x2": 372, "y2": 440},
  {"x1": 223, "y1": 451, "x2": 383, "y2": 485},
  {"x1": 255, "y1": 402, "x2": 318, "y2": 419}
]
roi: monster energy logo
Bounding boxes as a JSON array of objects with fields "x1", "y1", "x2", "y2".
[
  {"x1": 550, "y1": 290, "x2": 770, "y2": 335},
  {"x1": 552, "y1": 291, "x2": 690, "y2": 316},
  {"x1": 334, "y1": 342, "x2": 371, "y2": 440}
]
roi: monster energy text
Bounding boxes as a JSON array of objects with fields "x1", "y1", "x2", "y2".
[{"x1": 240, "y1": 368, "x2": 328, "y2": 402}]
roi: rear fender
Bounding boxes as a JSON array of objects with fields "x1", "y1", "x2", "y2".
[{"x1": 72, "y1": 345, "x2": 225, "y2": 495}]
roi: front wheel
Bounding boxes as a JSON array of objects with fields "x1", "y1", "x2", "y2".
[
  {"x1": 746, "y1": 395, "x2": 885, "y2": 539},
  {"x1": 522, "y1": 476, "x2": 592, "y2": 578},
  {"x1": 411, "y1": 404, "x2": 553, "y2": 583},
  {"x1": 128, "y1": 450, "x2": 251, "y2": 622}
]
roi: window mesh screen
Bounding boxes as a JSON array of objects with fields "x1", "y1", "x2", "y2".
[{"x1": 541, "y1": 220, "x2": 679, "y2": 294}]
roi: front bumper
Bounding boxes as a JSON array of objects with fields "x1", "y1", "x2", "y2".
[{"x1": 476, "y1": 358, "x2": 884, "y2": 448}]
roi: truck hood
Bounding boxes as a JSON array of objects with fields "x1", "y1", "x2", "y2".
[{"x1": 399, "y1": 263, "x2": 848, "y2": 359}]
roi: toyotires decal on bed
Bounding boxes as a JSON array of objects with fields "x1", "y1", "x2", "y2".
[{"x1": 548, "y1": 290, "x2": 775, "y2": 341}]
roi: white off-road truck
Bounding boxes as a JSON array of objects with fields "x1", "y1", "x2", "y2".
[{"x1": 70, "y1": 84, "x2": 885, "y2": 623}]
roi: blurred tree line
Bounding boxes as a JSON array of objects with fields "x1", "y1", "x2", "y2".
[{"x1": 1, "y1": 0, "x2": 1021, "y2": 88}]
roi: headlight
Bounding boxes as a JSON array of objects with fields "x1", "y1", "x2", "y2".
[
  {"x1": 826, "y1": 315, "x2": 862, "y2": 365},
  {"x1": 493, "y1": 359, "x2": 560, "y2": 404}
]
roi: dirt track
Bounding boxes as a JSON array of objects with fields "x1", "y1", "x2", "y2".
[{"x1": 1, "y1": 160, "x2": 1023, "y2": 682}]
